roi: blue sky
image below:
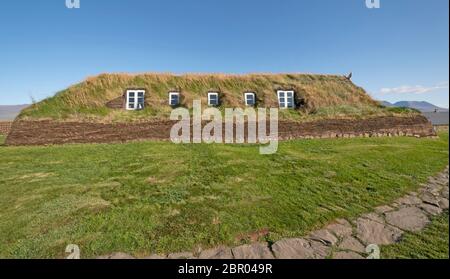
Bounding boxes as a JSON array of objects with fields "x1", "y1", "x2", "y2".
[{"x1": 0, "y1": 0, "x2": 448, "y2": 107}]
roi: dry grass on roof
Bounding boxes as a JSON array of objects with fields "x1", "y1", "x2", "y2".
[{"x1": 17, "y1": 73, "x2": 414, "y2": 122}]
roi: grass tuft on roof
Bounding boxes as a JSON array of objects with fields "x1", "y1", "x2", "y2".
[{"x1": 18, "y1": 73, "x2": 418, "y2": 123}]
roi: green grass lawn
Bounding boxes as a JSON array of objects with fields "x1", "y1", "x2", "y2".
[
  {"x1": 382, "y1": 211, "x2": 449, "y2": 259},
  {"x1": 0, "y1": 133, "x2": 448, "y2": 259}
]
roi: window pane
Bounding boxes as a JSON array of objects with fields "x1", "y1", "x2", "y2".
[
  {"x1": 246, "y1": 95, "x2": 255, "y2": 105},
  {"x1": 134, "y1": 94, "x2": 144, "y2": 109},
  {"x1": 170, "y1": 95, "x2": 179, "y2": 105},
  {"x1": 209, "y1": 94, "x2": 218, "y2": 105},
  {"x1": 128, "y1": 91, "x2": 136, "y2": 110},
  {"x1": 287, "y1": 92, "x2": 294, "y2": 107}
]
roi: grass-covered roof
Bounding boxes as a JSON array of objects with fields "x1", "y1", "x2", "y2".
[{"x1": 18, "y1": 73, "x2": 416, "y2": 122}]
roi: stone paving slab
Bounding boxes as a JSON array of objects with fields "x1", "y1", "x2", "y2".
[
  {"x1": 167, "y1": 252, "x2": 194, "y2": 259},
  {"x1": 198, "y1": 247, "x2": 233, "y2": 259},
  {"x1": 374, "y1": 205, "x2": 394, "y2": 214},
  {"x1": 232, "y1": 243, "x2": 274, "y2": 259},
  {"x1": 96, "y1": 252, "x2": 135, "y2": 259},
  {"x1": 360, "y1": 212, "x2": 384, "y2": 223},
  {"x1": 309, "y1": 240, "x2": 331, "y2": 259},
  {"x1": 325, "y1": 219, "x2": 353, "y2": 238},
  {"x1": 419, "y1": 203, "x2": 443, "y2": 216},
  {"x1": 355, "y1": 217, "x2": 403, "y2": 245},
  {"x1": 385, "y1": 207, "x2": 430, "y2": 232},
  {"x1": 439, "y1": 198, "x2": 449, "y2": 209},
  {"x1": 272, "y1": 238, "x2": 329, "y2": 259},
  {"x1": 308, "y1": 229, "x2": 338, "y2": 246},
  {"x1": 142, "y1": 254, "x2": 166, "y2": 259},
  {"x1": 338, "y1": 236, "x2": 366, "y2": 253},
  {"x1": 395, "y1": 195, "x2": 422, "y2": 206},
  {"x1": 421, "y1": 192, "x2": 441, "y2": 207}
]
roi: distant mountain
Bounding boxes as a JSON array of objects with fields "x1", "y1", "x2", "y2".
[
  {"x1": 379, "y1": 101, "x2": 448, "y2": 112},
  {"x1": 380, "y1": 101, "x2": 394, "y2": 107},
  {"x1": 393, "y1": 101, "x2": 448, "y2": 112},
  {"x1": 0, "y1": 104, "x2": 29, "y2": 121}
]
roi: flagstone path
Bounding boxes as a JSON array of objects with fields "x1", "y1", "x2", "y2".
[{"x1": 97, "y1": 166, "x2": 449, "y2": 260}]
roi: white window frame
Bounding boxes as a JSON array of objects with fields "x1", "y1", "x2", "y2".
[
  {"x1": 169, "y1": 92, "x2": 180, "y2": 106},
  {"x1": 277, "y1": 90, "x2": 295, "y2": 109},
  {"x1": 244, "y1": 92, "x2": 256, "y2": 106},
  {"x1": 126, "y1": 89, "x2": 145, "y2": 110},
  {"x1": 208, "y1": 92, "x2": 219, "y2": 106}
]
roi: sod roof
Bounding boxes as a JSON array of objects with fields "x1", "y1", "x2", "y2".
[{"x1": 17, "y1": 73, "x2": 415, "y2": 123}]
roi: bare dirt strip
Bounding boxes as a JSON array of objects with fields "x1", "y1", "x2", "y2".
[
  {"x1": 6, "y1": 115, "x2": 435, "y2": 146},
  {"x1": 0, "y1": 121, "x2": 12, "y2": 135}
]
